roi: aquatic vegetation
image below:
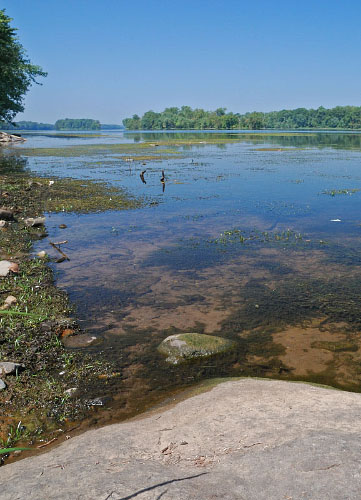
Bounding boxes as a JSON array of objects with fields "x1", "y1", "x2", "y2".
[
  {"x1": 311, "y1": 341, "x2": 358, "y2": 352},
  {"x1": 210, "y1": 228, "x2": 305, "y2": 246},
  {"x1": 17, "y1": 142, "x2": 181, "y2": 158},
  {"x1": 322, "y1": 188, "x2": 360, "y2": 196},
  {"x1": 5, "y1": 128, "x2": 361, "y2": 462},
  {"x1": 0, "y1": 173, "x2": 144, "y2": 215}
]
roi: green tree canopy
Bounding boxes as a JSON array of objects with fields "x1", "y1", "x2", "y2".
[
  {"x1": 55, "y1": 118, "x2": 101, "y2": 130},
  {"x1": 0, "y1": 9, "x2": 47, "y2": 123},
  {"x1": 123, "y1": 105, "x2": 361, "y2": 131}
]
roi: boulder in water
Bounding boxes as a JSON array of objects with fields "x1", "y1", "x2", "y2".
[{"x1": 158, "y1": 332, "x2": 235, "y2": 364}]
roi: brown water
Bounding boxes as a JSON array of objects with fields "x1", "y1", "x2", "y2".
[{"x1": 12, "y1": 130, "x2": 361, "y2": 424}]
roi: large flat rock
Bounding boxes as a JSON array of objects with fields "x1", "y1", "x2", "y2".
[{"x1": 1, "y1": 378, "x2": 361, "y2": 499}]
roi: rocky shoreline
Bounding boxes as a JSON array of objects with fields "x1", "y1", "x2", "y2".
[{"x1": 0, "y1": 131, "x2": 26, "y2": 143}]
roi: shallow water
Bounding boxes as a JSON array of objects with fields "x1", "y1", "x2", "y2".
[{"x1": 6, "y1": 130, "x2": 361, "y2": 421}]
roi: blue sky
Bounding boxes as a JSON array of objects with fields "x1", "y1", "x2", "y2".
[{"x1": 3, "y1": 0, "x2": 361, "y2": 123}]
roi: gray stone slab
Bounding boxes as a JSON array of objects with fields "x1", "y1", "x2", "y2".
[{"x1": 1, "y1": 379, "x2": 361, "y2": 500}]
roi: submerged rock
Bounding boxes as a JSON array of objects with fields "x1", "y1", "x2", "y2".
[
  {"x1": 62, "y1": 333, "x2": 102, "y2": 348},
  {"x1": 158, "y1": 333, "x2": 235, "y2": 364}
]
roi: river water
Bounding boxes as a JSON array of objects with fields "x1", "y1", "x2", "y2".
[{"x1": 6, "y1": 129, "x2": 361, "y2": 420}]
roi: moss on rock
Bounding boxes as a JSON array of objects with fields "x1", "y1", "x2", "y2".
[{"x1": 158, "y1": 333, "x2": 235, "y2": 364}]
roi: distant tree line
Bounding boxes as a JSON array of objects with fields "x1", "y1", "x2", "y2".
[
  {"x1": 0, "y1": 120, "x2": 54, "y2": 130},
  {"x1": 123, "y1": 105, "x2": 361, "y2": 130},
  {"x1": 55, "y1": 118, "x2": 101, "y2": 130},
  {"x1": 0, "y1": 120, "x2": 123, "y2": 131}
]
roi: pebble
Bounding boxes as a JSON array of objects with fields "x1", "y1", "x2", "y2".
[
  {"x1": 0, "y1": 379, "x2": 6, "y2": 390},
  {"x1": 9, "y1": 262, "x2": 19, "y2": 273},
  {"x1": 24, "y1": 217, "x2": 46, "y2": 227},
  {"x1": 60, "y1": 328, "x2": 75, "y2": 338},
  {"x1": 4, "y1": 295, "x2": 17, "y2": 306},
  {"x1": 0, "y1": 361, "x2": 23, "y2": 376},
  {"x1": 0, "y1": 260, "x2": 18, "y2": 276}
]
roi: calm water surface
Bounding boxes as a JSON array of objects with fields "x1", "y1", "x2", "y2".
[{"x1": 7, "y1": 130, "x2": 361, "y2": 420}]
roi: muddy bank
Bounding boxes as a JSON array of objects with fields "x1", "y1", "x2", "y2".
[{"x1": 1, "y1": 378, "x2": 360, "y2": 500}]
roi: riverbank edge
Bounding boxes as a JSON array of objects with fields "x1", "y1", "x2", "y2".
[{"x1": 0, "y1": 159, "x2": 142, "y2": 460}]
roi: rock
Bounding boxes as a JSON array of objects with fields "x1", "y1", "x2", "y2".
[
  {"x1": 2, "y1": 379, "x2": 361, "y2": 500},
  {"x1": 0, "y1": 295, "x2": 17, "y2": 310},
  {"x1": 26, "y1": 180, "x2": 42, "y2": 188},
  {"x1": 37, "y1": 250, "x2": 47, "y2": 258},
  {"x1": 0, "y1": 131, "x2": 26, "y2": 143},
  {"x1": 9, "y1": 262, "x2": 19, "y2": 273},
  {"x1": 60, "y1": 328, "x2": 75, "y2": 338},
  {"x1": 0, "y1": 208, "x2": 15, "y2": 221},
  {"x1": 0, "y1": 361, "x2": 23, "y2": 376},
  {"x1": 62, "y1": 334, "x2": 102, "y2": 348},
  {"x1": 65, "y1": 387, "x2": 78, "y2": 397},
  {"x1": 158, "y1": 333, "x2": 235, "y2": 364},
  {"x1": 0, "y1": 220, "x2": 7, "y2": 228},
  {"x1": 0, "y1": 260, "x2": 12, "y2": 276},
  {"x1": 59, "y1": 224, "x2": 67, "y2": 229},
  {"x1": 24, "y1": 217, "x2": 46, "y2": 227},
  {"x1": 0, "y1": 379, "x2": 6, "y2": 390},
  {"x1": 4, "y1": 295, "x2": 17, "y2": 306},
  {"x1": 0, "y1": 260, "x2": 18, "y2": 276}
]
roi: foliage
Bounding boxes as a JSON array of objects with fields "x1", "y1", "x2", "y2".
[
  {"x1": 0, "y1": 9, "x2": 47, "y2": 123},
  {"x1": 1, "y1": 121, "x2": 118, "y2": 131},
  {"x1": 123, "y1": 106, "x2": 240, "y2": 130},
  {"x1": 123, "y1": 105, "x2": 361, "y2": 131},
  {"x1": 0, "y1": 120, "x2": 54, "y2": 130},
  {"x1": 54, "y1": 118, "x2": 101, "y2": 130}
]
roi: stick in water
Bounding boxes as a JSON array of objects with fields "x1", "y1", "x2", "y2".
[{"x1": 49, "y1": 242, "x2": 70, "y2": 261}]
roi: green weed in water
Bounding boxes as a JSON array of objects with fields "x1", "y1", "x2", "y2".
[{"x1": 322, "y1": 188, "x2": 360, "y2": 196}]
